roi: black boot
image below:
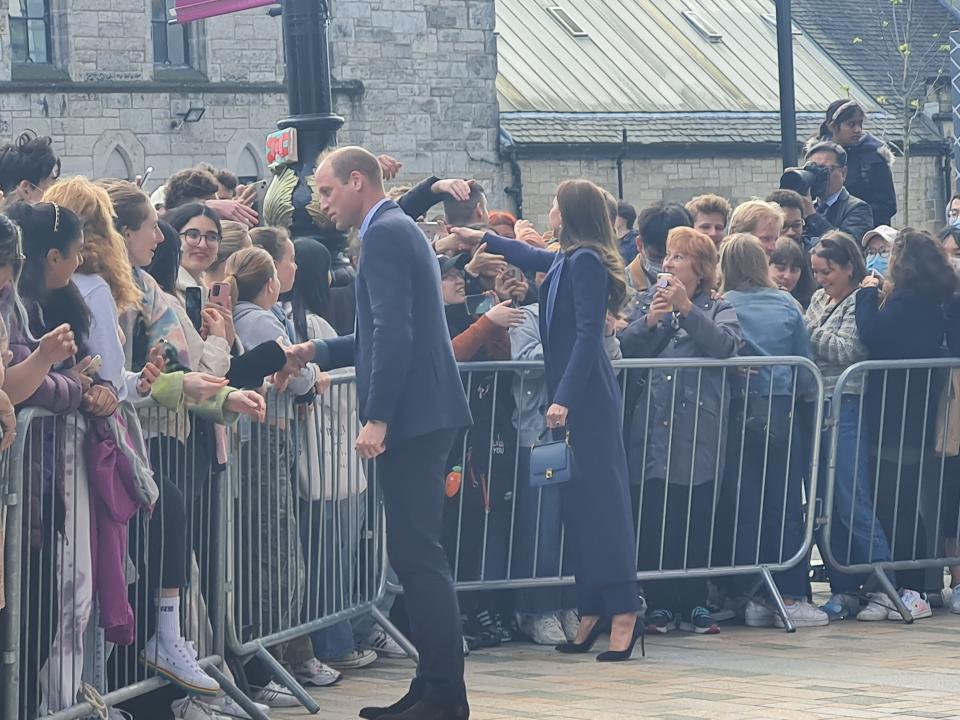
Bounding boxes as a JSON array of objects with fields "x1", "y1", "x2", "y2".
[{"x1": 359, "y1": 678, "x2": 424, "y2": 719}]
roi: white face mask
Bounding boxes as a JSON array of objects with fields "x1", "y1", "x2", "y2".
[{"x1": 950, "y1": 217, "x2": 960, "y2": 229}]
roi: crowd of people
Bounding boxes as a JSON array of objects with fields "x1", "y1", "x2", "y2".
[{"x1": 0, "y1": 94, "x2": 958, "y2": 720}]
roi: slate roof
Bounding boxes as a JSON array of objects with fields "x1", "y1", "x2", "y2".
[
  {"x1": 495, "y1": 0, "x2": 878, "y2": 114},
  {"x1": 791, "y1": 0, "x2": 959, "y2": 101},
  {"x1": 499, "y1": 111, "x2": 945, "y2": 150}
]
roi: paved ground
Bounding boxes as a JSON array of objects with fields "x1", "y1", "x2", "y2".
[{"x1": 272, "y1": 589, "x2": 960, "y2": 720}]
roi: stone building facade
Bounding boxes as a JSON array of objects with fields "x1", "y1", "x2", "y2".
[{"x1": 0, "y1": 0, "x2": 947, "y2": 231}]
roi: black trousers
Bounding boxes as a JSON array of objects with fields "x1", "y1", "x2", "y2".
[{"x1": 377, "y1": 428, "x2": 466, "y2": 706}]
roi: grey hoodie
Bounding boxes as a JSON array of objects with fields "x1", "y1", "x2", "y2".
[{"x1": 233, "y1": 300, "x2": 315, "y2": 397}]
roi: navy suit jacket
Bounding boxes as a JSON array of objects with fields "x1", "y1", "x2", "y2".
[{"x1": 313, "y1": 200, "x2": 472, "y2": 445}]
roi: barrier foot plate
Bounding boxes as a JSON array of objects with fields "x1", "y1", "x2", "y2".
[
  {"x1": 760, "y1": 566, "x2": 795, "y2": 633},
  {"x1": 254, "y1": 642, "x2": 322, "y2": 713},
  {"x1": 206, "y1": 664, "x2": 270, "y2": 720},
  {"x1": 873, "y1": 567, "x2": 913, "y2": 623},
  {"x1": 371, "y1": 606, "x2": 420, "y2": 664}
]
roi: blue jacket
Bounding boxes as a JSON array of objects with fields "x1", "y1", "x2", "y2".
[
  {"x1": 312, "y1": 200, "x2": 471, "y2": 445},
  {"x1": 724, "y1": 288, "x2": 814, "y2": 398}
]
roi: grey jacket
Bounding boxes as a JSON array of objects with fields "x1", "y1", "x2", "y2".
[
  {"x1": 618, "y1": 290, "x2": 743, "y2": 486},
  {"x1": 233, "y1": 301, "x2": 315, "y2": 397},
  {"x1": 509, "y1": 303, "x2": 621, "y2": 447}
]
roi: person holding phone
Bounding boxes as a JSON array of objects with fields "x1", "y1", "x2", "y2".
[{"x1": 449, "y1": 179, "x2": 643, "y2": 663}]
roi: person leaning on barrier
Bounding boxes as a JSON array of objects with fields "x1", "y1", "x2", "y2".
[
  {"x1": 714, "y1": 233, "x2": 827, "y2": 629},
  {"x1": 805, "y1": 231, "x2": 901, "y2": 622},
  {"x1": 618, "y1": 226, "x2": 742, "y2": 636},
  {"x1": 854, "y1": 228, "x2": 957, "y2": 613}
]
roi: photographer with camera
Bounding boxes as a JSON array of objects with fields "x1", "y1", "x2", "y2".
[{"x1": 781, "y1": 141, "x2": 873, "y2": 249}]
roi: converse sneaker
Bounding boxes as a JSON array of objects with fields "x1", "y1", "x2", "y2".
[
  {"x1": 557, "y1": 609, "x2": 581, "y2": 642},
  {"x1": 680, "y1": 606, "x2": 720, "y2": 634},
  {"x1": 326, "y1": 648, "x2": 377, "y2": 670},
  {"x1": 819, "y1": 593, "x2": 859, "y2": 621},
  {"x1": 140, "y1": 635, "x2": 220, "y2": 695},
  {"x1": 493, "y1": 612, "x2": 516, "y2": 643},
  {"x1": 361, "y1": 627, "x2": 408, "y2": 659},
  {"x1": 645, "y1": 609, "x2": 677, "y2": 634},
  {"x1": 774, "y1": 600, "x2": 829, "y2": 628},
  {"x1": 292, "y1": 657, "x2": 342, "y2": 687},
  {"x1": 172, "y1": 697, "x2": 229, "y2": 720},
  {"x1": 201, "y1": 694, "x2": 272, "y2": 719},
  {"x1": 886, "y1": 589, "x2": 932, "y2": 621},
  {"x1": 253, "y1": 681, "x2": 299, "y2": 709},
  {"x1": 951, "y1": 584, "x2": 960, "y2": 615},
  {"x1": 856, "y1": 593, "x2": 892, "y2": 621},
  {"x1": 744, "y1": 599, "x2": 775, "y2": 627},
  {"x1": 517, "y1": 612, "x2": 566, "y2": 645}
]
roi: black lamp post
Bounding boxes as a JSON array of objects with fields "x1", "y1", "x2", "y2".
[{"x1": 265, "y1": 0, "x2": 346, "y2": 243}]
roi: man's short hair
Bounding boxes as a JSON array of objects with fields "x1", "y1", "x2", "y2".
[
  {"x1": 215, "y1": 169, "x2": 239, "y2": 193},
  {"x1": 684, "y1": 193, "x2": 732, "y2": 224},
  {"x1": 323, "y1": 146, "x2": 384, "y2": 189},
  {"x1": 616, "y1": 200, "x2": 637, "y2": 229},
  {"x1": 805, "y1": 141, "x2": 847, "y2": 167},
  {"x1": 443, "y1": 182, "x2": 486, "y2": 226},
  {"x1": 164, "y1": 168, "x2": 219, "y2": 210},
  {"x1": 636, "y1": 202, "x2": 692, "y2": 257},
  {"x1": 765, "y1": 189, "x2": 805, "y2": 213},
  {"x1": 729, "y1": 200, "x2": 785, "y2": 235}
]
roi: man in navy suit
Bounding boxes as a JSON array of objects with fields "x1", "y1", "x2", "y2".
[{"x1": 297, "y1": 146, "x2": 472, "y2": 720}]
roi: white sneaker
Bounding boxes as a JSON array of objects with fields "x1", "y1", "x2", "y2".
[
  {"x1": 557, "y1": 609, "x2": 581, "y2": 642},
  {"x1": 172, "y1": 697, "x2": 230, "y2": 720},
  {"x1": 857, "y1": 593, "x2": 892, "y2": 621},
  {"x1": 361, "y1": 627, "x2": 408, "y2": 659},
  {"x1": 253, "y1": 681, "x2": 299, "y2": 709},
  {"x1": 774, "y1": 600, "x2": 829, "y2": 628},
  {"x1": 292, "y1": 657, "x2": 342, "y2": 687},
  {"x1": 200, "y1": 695, "x2": 271, "y2": 719},
  {"x1": 326, "y1": 648, "x2": 377, "y2": 670},
  {"x1": 951, "y1": 584, "x2": 960, "y2": 615},
  {"x1": 517, "y1": 612, "x2": 566, "y2": 645},
  {"x1": 887, "y1": 589, "x2": 932, "y2": 621},
  {"x1": 744, "y1": 600, "x2": 775, "y2": 627},
  {"x1": 140, "y1": 635, "x2": 220, "y2": 695}
]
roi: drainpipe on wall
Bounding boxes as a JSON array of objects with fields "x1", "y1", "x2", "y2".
[
  {"x1": 501, "y1": 128, "x2": 524, "y2": 219},
  {"x1": 616, "y1": 128, "x2": 628, "y2": 200}
]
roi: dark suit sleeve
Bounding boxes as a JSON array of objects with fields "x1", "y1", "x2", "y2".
[
  {"x1": 397, "y1": 175, "x2": 441, "y2": 221},
  {"x1": 313, "y1": 334, "x2": 356, "y2": 370},
  {"x1": 554, "y1": 252, "x2": 606, "y2": 408},
  {"x1": 840, "y1": 201, "x2": 874, "y2": 246},
  {"x1": 360, "y1": 223, "x2": 415, "y2": 423},
  {"x1": 482, "y1": 231, "x2": 556, "y2": 274}
]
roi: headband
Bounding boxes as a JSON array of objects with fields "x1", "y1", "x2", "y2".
[
  {"x1": 831, "y1": 100, "x2": 861, "y2": 122},
  {"x1": 52, "y1": 202, "x2": 60, "y2": 233}
]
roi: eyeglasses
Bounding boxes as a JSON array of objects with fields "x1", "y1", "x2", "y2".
[
  {"x1": 180, "y1": 228, "x2": 221, "y2": 247},
  {"x1": 784, "y1": 221, "x2": 804, "y2": 232},
  {"x1": 865, "y1": 248, "x2": 890, "y2": 258}
]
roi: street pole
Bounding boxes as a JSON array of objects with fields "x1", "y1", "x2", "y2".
[
  {"x1": 775, "y1": 0, "x2": 798, "y2": 169},
  {"x1": 269, "y1": 0, "x2": 345, "y2": 241}
]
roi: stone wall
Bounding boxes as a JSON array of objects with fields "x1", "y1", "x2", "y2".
[
  {"x1": 514, "y1": 153, "x2": 946, "y2": 234},
  {"x1": 328, "y1": 0, "x2": 502, "y2": 200}
]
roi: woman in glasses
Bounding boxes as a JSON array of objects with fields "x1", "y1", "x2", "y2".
[{"x1": 163, "y1": 203, "x2": 236, "y2": 349}]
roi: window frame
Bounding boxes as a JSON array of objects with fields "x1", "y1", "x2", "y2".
[
  {"x1": 9, "y1": 0, "x2": 54, "y2": 65},
  {"x1": 152, "y1": 0, "x2": 191, "y2": 68}
]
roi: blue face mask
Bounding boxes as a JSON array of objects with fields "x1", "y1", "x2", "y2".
[
  {"x1": 950, "y1": 216, "x2": 960, "y2": 229},
  {"x1": 866, "y1": 254, "x2": 889, "y2": 277}
]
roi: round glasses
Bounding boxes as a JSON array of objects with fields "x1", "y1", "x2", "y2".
[{"x1": 180, "y1": 228, "x2": 221, "y2": 247}]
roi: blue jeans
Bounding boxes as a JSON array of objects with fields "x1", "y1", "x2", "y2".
[
  {"x1": 818, "y1": 396, "x2": 894, "y2": 594},
  {"x1": 510, "y1": 448, "x2": 575, "y2": 614}
]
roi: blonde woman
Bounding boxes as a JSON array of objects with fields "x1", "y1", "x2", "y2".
[{"x1": 717, "y1": 233, "x2": 824, "y2": 628}]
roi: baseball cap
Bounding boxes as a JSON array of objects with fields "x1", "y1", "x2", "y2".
[
  {"x1": 862, "y1": 225, "x2": 896, "y2": 247},
  {"x1": 438, "y1": 253, "x2": 470, "y2": 274}
]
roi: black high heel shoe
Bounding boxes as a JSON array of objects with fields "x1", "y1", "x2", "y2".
[
  {"x1": 596, "y1": 618, "x2": 645, "y2": 662},
  {"x1": 555, "y1": 617, "x2": 605, "y2": 654}
]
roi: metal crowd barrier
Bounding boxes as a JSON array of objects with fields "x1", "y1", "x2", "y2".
[
  {"x1": 439, "y1": 357, "x2": 824, "y2": 633},
  {"x1": 821, "y1": 358, "x2": 960, "y2": 622},
  {"x1": 223, "y1": 374, "x2": 407, "y2": 712},
  {"x1": 1, "y1": 403, "x2": 258, "y2": 720}
]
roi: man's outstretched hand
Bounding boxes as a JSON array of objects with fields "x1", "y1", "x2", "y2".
[{"x1": 272, "y1": 342, "x2": 316, "y2": 391}]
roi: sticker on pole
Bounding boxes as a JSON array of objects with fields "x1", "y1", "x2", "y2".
[{"x1": 173, "y1": 0, "x2": 276, "y2": 23}]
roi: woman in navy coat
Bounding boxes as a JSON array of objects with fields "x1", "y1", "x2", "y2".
[{"x1": 452, "y1": 179, "x2": 641, "y2": 661}]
